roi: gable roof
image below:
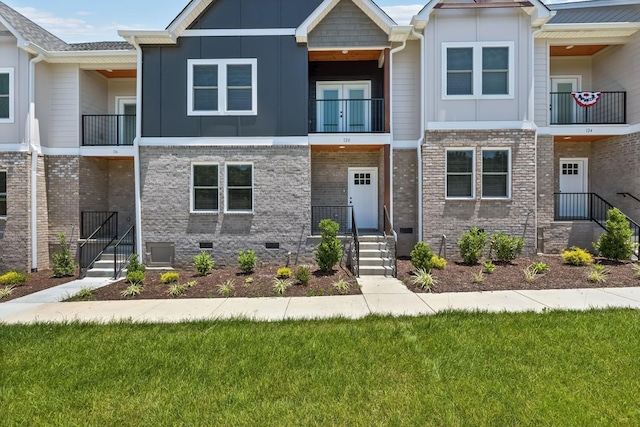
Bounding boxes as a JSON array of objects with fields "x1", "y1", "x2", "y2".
[
  {"x1": 548, "y1": 2, "x2": 640, "y2": 24},
  {"x1": 0, "y1": 1, "x2": 68, "y2": 51}
]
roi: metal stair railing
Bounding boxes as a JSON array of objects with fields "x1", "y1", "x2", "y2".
[
  {"x1": 351, "y1": 207, "x2": 359, "y2": 278},
  {"x1": 383, "y1": 205, "x2": 397, "y2": 277},
  {"x1": 113, "y1": 226, "x2": 135, "y2": 279},
  {"x1": 78, "y1": 212, "x2": 118, "y2": 278}
]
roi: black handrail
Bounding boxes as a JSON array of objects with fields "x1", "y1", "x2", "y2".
[
  {"x1": 617, "y1": 193, "x2": 640, "y2": 205},
  {"x1": 113, "y1": 226, "x2": 135, "y2": 279},
  {"x1": 351, "y1": 207, "x2": 360, "y2": 278},
  {"x1": 309, "y1": 98, "x2": 385, "y2": 133},
  {"x1": 82, "y1": 114, "x2": 136, "y2": 146},
  {"x1": 81, "y1": 211, "x2": 117, "y2": 239},
  {"x1": 311, "y1": 206, "x2": 353, "y2": 235},
  {"x1": 383, "y1": 205, "x2": 397, "y2": 277},
  {"x1": 78, "y1": 212, "x2": 118, "y2": 278},
  {"x1": 554, "y1": 192, "x2": 640, "y2": 252},
  {"x1": 549, "y1": 91, "x2": 626, "y2": 125}
]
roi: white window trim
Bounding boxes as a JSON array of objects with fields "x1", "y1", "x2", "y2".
[
  {"x1": 187, "y1": 58, "x2": 258, "y2": 116},
  {"x1": 0, "y1": 170, "x2": 6, "y2": 218},
  {"x1": 445, "y1": 148, "x2": 476, "y2": 200},
  {"x1": 190, "y1": 163, "x2": 219, "y2": 214},
  {"x1": 481, "y1": 148, "x2": 512, "y2": 200},
  {"x1": 0, "y1": 68, "x2": 14, "y2": 123},
  {"x1": 225, "y1": 162, "x2": 254, "y2": 214},
  {"x1": 442, "y1": 42, "x2": 515, "y2": 100}
]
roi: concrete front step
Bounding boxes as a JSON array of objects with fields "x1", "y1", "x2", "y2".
[
  {"x1": 359, "y1": 265, "x2": 394, "y2": 276},
  {"x1": 359, "y1": 257, "x2": 393, "y2": 267},
  {"x1": 359, "y1": 242, "x2": 387, "y2": 251}
]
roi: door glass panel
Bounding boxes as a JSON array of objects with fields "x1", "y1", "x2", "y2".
[
  {"x1": 555, "y1": 81, "x2": 576, "y2": 124},
  {"x1": 321, "y1": 89, "x2": 340, "y2": 132},
  {"x1": 348, "y1": 89, "x2": 365, "y2": 132}
]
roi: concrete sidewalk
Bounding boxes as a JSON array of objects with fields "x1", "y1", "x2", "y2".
[{"x1": 1, "y1": 276, "x2": 640, "y2": 324}]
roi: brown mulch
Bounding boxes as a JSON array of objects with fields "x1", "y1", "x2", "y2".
[
  {"x1": 0, "y1": 270, "x2": 77, "y2": 303},
  {"x1": 91, "y1": 264, "x2": 359, "y2": 300},
  {"x1": 398, "y1": 255, "x2": 640, "y2": 293}
]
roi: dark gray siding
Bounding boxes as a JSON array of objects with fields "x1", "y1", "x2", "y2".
[
  {"x1": 142, "y1": 36, "x2": 308, "y2": 137},
  {"x1": 191, "y1": 0, "x2": 324, "y2": 29}
]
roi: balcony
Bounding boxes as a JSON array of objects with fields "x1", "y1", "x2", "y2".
[
  {"x1": 309, "y1": 98, "x2": 385, "y2": 133},
  {"x1": 82, "y1": 115, "x2": 136, "y2": 146},
  {"x1": 550, "y1": 91, "x2": 626, "y2": 125}
]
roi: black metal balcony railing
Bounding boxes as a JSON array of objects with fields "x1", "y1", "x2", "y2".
[
  {"x1": 82, "y1": 115, "x2": 136, "y2": 146},
  {"x1": 550, "y1": 92, "x2": 626, "y2": 125},
  {"x1": 309, "y1": 99, "x2": 384, "y2": 133},
  {"x1": 311, "y1": 206, "x2": 354, "y2": 235}
]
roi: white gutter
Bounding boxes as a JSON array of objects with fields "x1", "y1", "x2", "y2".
[
  {"x1": 531, "y1": 26, "x2": 544, "y2": 253},
  {"x1": 411, "y1": 27, "x2": 425, "y2": 243},
  {"x1": 127, "y1": 36, "x2": 144, "y2": 259},
  {"x1": 29, "y1": 52, "x2": 45, "y2": 272}
]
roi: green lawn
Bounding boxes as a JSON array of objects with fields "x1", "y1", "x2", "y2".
[{"x1": 1, "y1": 310, "x2": 639, "y2": 426}]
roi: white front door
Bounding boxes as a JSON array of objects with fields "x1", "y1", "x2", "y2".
[
  {"x1": 551, "y1": 77, "x2": 580, "y2": 124},
  {"x1": 116, "y1": 97, "x2": 136, "y2": 145},
  {"x1": 317, "y1": 82, "x2": 370, "y2": 132},
  {"x1": 559, "y1": 158, "x2": 588, "y2": 219},
  {"x1": 348, "y1": 167, "x2": 378, "y2": 230}
]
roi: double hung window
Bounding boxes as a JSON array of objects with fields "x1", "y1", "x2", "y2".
[{"x1": 0, "y1": 68, "x2": 13, "y2": 122}]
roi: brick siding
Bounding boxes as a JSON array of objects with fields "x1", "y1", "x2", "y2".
[{"x1": 392, "y1": 149, "x2": 418, "y2": 257}]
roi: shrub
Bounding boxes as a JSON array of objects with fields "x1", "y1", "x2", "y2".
[
  {"x1": 594, "y1": 208, "x2": 638, "y2": 261},
  {"x1": 562, "y1": 247, "x2": 593, "y2": 266},
  {"x1": 413, "y1": 268, "x2": 436, "y2": 291},
  {"x1": 410, "y1": 242, "x2": 434, "y2": 272},
  {"x1": 332, "y1": 279, "x2": 351, "y2": 295},
  {"x1": 482, "y1": 261, "x2": 496, "y2": 274},
  {"x1": 238, "y1": 250, "x2": 257, "y2": 274},
  {"x1": 458, "y1": 227, "x2": 488, "y2": 265},
  {"x1": 52, "y1": 233, "x2": 76, "y2": 278},
  {"x1": 272, "y1": 278, "x2": 293, "y2": 296},
  {"x1": 0, "y1": 286, "x2": 14, "y2": 299},
  {"x1": 472, "y1": 271, "x2": 484, "y2": 283},
  {"x1": 126, "y1": 254, "x2": 146, "y2": 273},
  {"x1": 632, "y1": 264, "x2": 640, "y2": 279},
  {"x1": 0, "y1": 271, "x2": 28, "y2": 287},
  {"x1": 185, "y1": 280, "x2": 198, "y2": 288},
  {"x1": 431, "y1": 255, "x2": 447, "y2": 270},
  {"x1": 126, "y1": 270, "x2": 145, "y2": 286},
  {"x1": 193, "y1": 251, "x2": 214, "y2": 276},
  {"x1": 121, "y1": 284, "x2": 143, "y2": 298},
  {"x1": 160, "y1": 271, "x2": 179, "y2": 284},
  {"x1": 530, "y1": 261, "x2": 550, "y2": 274},
  {"x1": 70, "y1": 286, "x2": 94, "y2": 301},
  {"x1": 277, "y1": 267, "x2": 292, "y2": 279},
  {"x1": 217, "y1": 279, "x2": 235, "y2": 298},
  {"x1": 244, "y1": 277, "x2": 254, "y2": 285},
  {"x1": 315, "y1": 219, "x2": 343, "y2": 272},
  {"x1": 523, "y1": 266, "x2": 538, "y2": 283},
  {"x1": 295, "y1": 265, "x2": 311, "y2": 285},
  {"x1": 587, "y1": 263, "x2": 608, "y2": 283},
  {"x1": 490, "y1": 231, "x2": 524, "y2": 263},
  {"x1": 167, "y1": 284, "x2": 186, "y2": 297}
]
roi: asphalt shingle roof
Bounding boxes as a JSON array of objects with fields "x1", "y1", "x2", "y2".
[{"x1": 549, "y1": 3, "x2": 640, "y2": 24}]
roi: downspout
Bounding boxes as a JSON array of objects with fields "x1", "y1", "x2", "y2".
[
  {"x1": 127, "y1": 36, "x2": 144, "y2": 258},
  {"x1": 29, "y1": 52, "x2": 45, "y2": 272},
  {"x1": 530, "y1": 26, "x2": 544, "y2": 253},
  {"x1": 389, "y1": 33, "x2": 408, "y2": 233},
  {"x1": 411, "y1": 27, "x2": 425, "y2": 242}
]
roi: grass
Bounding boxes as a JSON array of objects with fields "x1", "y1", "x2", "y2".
[{"x1": 1, "y1": 310, "x2": 639, "y2": 425}]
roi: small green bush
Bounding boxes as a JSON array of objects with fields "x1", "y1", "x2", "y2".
[
  {"x1": 193, "y1": 251, "x2": 214, "y2": 276},
  {"x1": 472, "y1": 271, "x2": 484, "y2": 283},
  {"x1": 167, "y1": 284, "x2": 186, "y2": 297},
  {"x1": 0, "y1": 286, "x2": 14, "y2": 299},
  {"x1": 523, "y1": 266, "x2": 538, "y2": 283},
  {"x1": 587, "y1": 263, "x2": 609, "y2": 283},
  {"x1": 410, "y1": 242, "x2": 434, "y2": 272},
  {"x1": 315, "y1": 219, "x2": 343, "y2": 272},
  {"x1": 272, "y1": 278, "x2": 293, "y2": 296},
  {"x1": 0, "y1": 271, "x2": 28, "y2": 287},
  {"x1": 52, "y1": 233, "x2": 76, "y2": 278},
  {"x1": 491, "y1": 231, "x2": 524, "y2": 263},
  {"x1": 126, "y1": 254, "x2": 146, "y2": 273},
  {"x1": 530, "y1": 261, "x2": 550, "y2": 274},
  {"x1": 121, "y1": 284, "x2": 143, "y2": 298},
  {"x1": 126, "y1": 270, "x2": 145, "y2": 286},
  {"x1": 66, "y1": 286, "x2": 94, "y2": 302},
  {"x1": 238, "y1": 250, "x2": 257, "y2": 274},
  {"x1": 277, "y1": 267, "x2": 292, "y2": 279},
  {"x1": 160, "y1": 271, "x2": 179, "y2": 284},
  {"x1": 431, "y1": 255, "x2": 447, "y2": 270},
  {"x1": 594, "y1": 208, "x2": 638, "y2": 261},
  {"x1": 458, "y1": 227, "x2": 488, "y2": 265},
  {"x1": 217, "y1": 279, "x2": 235, "y2": 298},
  {"x1": 413, "y1": 268, "x2": 437, "y2": 291},
  {"x1": 482, "y1": 261, "x2": 496, "y2": 274},
  {"x1": 562, "y1": 247, "x2": 593, "y2": 266},
  {"x1": 632, "y1": 264, "x2": 640, "y2": 279},
  {"x1": 295, "y1": 265, "x2": 311, "y2": 285},
  {"x1": 332, "y1": 279, "x2": 351, "y2": 295}
]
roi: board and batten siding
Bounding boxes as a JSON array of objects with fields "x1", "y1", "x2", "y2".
[
  {"x1": 533, "y1": 39, "x2": 548, "y2": 127},
  {"x1": 392, "y1": 40, "x2": 420, "y2": 141},
  {"x1": 48, "y1": 64, "x2": 80, "y2": 148},
  {"x1": 591, "y1": 30, "x2": 640, "y2": 126},
  {"x1": 424, "y1": 8, "x2": 532, "y2": 123},
  {"x1": 0, "y1": 38, "x2": 29, "y2": 145}
]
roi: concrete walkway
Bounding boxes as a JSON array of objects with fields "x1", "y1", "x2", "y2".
[{"x1": 1, "y1": 275, "x2": 640, "y2": 324}]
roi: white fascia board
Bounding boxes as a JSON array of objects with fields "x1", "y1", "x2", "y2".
[
  {"x1": 38, "y1": 146, "x2": 136, "y2": 157},
  {"x1": 537, "y1": 125, "x2": 630, "y2": 137},
  {"x1": 296, "y1": 0, "x2": 340, "y2": 44},
  {"x1": 43, "y1": 51, "x2": 137, "y2": 65},
  {"x1": 182, "y1": 29, "x2": 296, "y2": 37},
  {"x1": 308, "y1": 133, "x2": 391, "y2": 146},
  {"x1": 389, "y1": 26, "x2": 413, "y2": 43},
  {"x1": 0, "y1": 144, "x2": 29, "y2": 152},
  {"x1": 0, "y1": 15, "x2": 28, "y2": 47},
  {"x1": 139, "y1": 137, "x2": 309, "y2": 147},
  {"x1": 414, "y1": 0, "x2": 552, "y2": 26},
  {"x1": 167, "y1": 0, "x2": 215, "y2": 36},
  {"x1": 541, "y1": 22, "x2": 640, "y2": 33},
  {"x1": 118, "y1": 30, "x2": 176, "y2": 45},
  {"x1": 426, "y1": 121, "x2": 537, "y2": 131}
]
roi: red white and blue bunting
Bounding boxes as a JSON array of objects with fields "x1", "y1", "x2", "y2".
[{"x1": 571, "y1": 91, "x2": 602, "y2": 108}]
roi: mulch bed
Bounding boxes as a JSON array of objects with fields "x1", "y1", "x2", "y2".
[
  {"x1": 397, "y1": 255, "x2": 640, "y2": 293},
  {"x1": 91, "y1": 264, "x2": 359, "y2": 300},
  {"x1": 0, "y1": 270, "x2": 77, "y2": 303}
]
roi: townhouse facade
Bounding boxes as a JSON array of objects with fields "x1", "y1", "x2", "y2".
[{"x1": 1, "y1": 0, "x2": 639, "y2": 275}]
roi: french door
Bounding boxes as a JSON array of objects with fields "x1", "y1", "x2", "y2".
[{"x1": 317, "y1": 82, "x2": 370, "y2": 132}]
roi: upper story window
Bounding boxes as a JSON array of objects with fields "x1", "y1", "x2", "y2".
[
  {"x1": 187, "y1": 59, "x2": 257, "y2": 116},
  {"x1": 0, "y1": 68, "x2": 14, "y2": 123},
  {"x1": 0, "y1": 171, "x2": 6, "y2": 217},
  {"x1": 443, "y1": 42, "x2": 514, "y2": 99}
]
